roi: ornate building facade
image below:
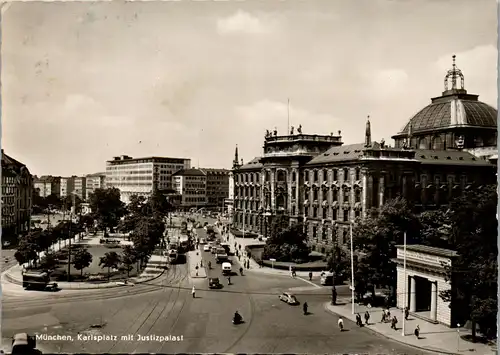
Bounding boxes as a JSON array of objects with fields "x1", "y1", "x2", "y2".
[
  {"x1": 231, "y1": 57, "x2": 497, "y2": 253},
  {"x1": 1, "y1": 150, "x2": 33, "y2": 244}
]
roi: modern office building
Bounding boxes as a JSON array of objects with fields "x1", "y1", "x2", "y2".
[
  {"x1": 34, "y1": 175, "x2": 61, "y2": 198},
  {"x1": 60, "y1": 177, "x2": 75, "y2": 198},
  {"x1": 105, "y1": 155, "x2": 191, "y2": 203},
  {"x1": 73, "y1": 176, "x2": 87, "y2": 201},
  {"x1": 200, "y1": 168, "x2": 230, "y2": 210},
  {"x1": 1, "y1": 150, "x2": 33, "y2": 244},
  {"x1": 231, "y1": 56, "x2": 497, "y2": 254},
  {"x1": 172, "y1": 168, "x2": 207, "y2": 210},
  {"x1": 86, "y1": 173, "x2": 106, "y2": 200}
]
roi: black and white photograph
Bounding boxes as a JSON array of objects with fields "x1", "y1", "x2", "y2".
[{"x1": 1, "y1": 0, "x2": 498, "y2": 354}]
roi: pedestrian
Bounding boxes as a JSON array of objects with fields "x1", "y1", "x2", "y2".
[
  {"x1": 391, "y1": 316, "x2": 398, "y2": 330},
  {"x1": 364, "y1": 310, "x2": 370, "y2": 325},
  {"x1": 289, "y1": 265, "x2": 293, "y2": 277},
  {"x1": 309, "y1": 271, "x2": 313, "y2": 281},
  {"x1": 380, "y1": 309, "x2": 386, "y2": 323},
  {"x1": 238, "y1": 254, "x2": 240, "y2": 261},
  {"x1": 292, "y1": 268, "x2": 297, "y2": 277},
  {"x1": 386, "y1": 308, "x2": 391, "y2": 320},
  {"x1": 338, "y1": 317, "x2": 344, "y2": 331},
  {"x1": 414, "y1": 325, "x2": 420, "y2": 339},
  {"x1": 404, "y1": 307, "x2": 409, "y2": 320},
  {"x1": 303, "y1": 302, "x2": 308, "y2": 315},
  {"x1": 192, "y1": 286, "x2": 196, "y2": 298},
  {"x1": 246, "y1": 260, "x2": 250, "y2": 269},
  {"x1": 356, "y1": 313, "x2": 362, "y2": 327}
]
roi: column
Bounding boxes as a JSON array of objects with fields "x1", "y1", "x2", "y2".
[
  {"x1": 270, "y1": 169, "x2": 275, "y2": 210},
  {"x1": 362, "y1": 172, "x2": 368, "y2": 218},
  {"x1": 367, "y1": 174, "x2": 373, "y2": 209},
  {"x1": 409, "y1": 276, "x2": 417, "y2": 312},
  {"x1": 402, "y1": 174, "x2": 408, "y2": 199},
  {"x1": 379, "y1": 174, "x2": 385, "y2": 207},
  {"x1": 430, "y1": 281, "x2": 437, "y2": 321}
]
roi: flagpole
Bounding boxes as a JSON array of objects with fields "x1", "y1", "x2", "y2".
[
  {"x1": 350, "y1": 223, "x2": 355, "y2": 314},
  {"x1": 287, "y1": 98, "x2": 290, "y2": 134},
  {"x1": 402, "y1": 231, "x2": 407, "y2": 336}
]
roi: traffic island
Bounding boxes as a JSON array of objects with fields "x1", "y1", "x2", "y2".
[{"x1": 187, "y1": 249, "x2": 207, "y2": 278}]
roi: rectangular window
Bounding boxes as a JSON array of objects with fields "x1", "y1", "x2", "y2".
[
  {"x1": 355, "y1": 210, "x2": 361, "y2": 218},
  {"x1": 332, "y1": 209, "x2": 337, "y2": 221},
  {"x1": 313, "y1": 207, "x2": 318, "y2": 218},
  {"x1": 344, "y1": 168, "x2": 349, "y2": 181},
  {"x1": 323, "y1": 170, "x2": 328, "y2": 182},
  {"x1": 333, "y1": 170, "x2": 338, "y2": 181},
  {"x1": 355, "y1": 169, "x2": 361, "y2": 181},
  {"x1": 322, "y1": 208, "x2": 327, "y2": 219},
  {"x1": 343, "y1": 209, "x2": 349, "y2": 222}
]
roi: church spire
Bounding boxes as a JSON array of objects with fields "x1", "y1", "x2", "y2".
[
  {"x1": 364, "y1": 115, "x2": 372, "y2": 147},
  {"x1": 232, "y1": 145, "x2": 240, "y2": 169}
]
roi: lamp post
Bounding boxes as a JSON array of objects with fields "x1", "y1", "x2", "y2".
[
  {"x1": 349, "y1": 223, "x2": 355, "y2": 314},
  {"x1": 402, "y1": 231, "x2": 407, "y2": 336}
]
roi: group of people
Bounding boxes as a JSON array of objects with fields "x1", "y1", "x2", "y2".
[{"x1": 356, "y1": 311, "x2": 371, "y2": 327}]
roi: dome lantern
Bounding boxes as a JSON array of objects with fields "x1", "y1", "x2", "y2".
[{"x1": 443, "y1": 55, "x2": 465, "y2": 94}]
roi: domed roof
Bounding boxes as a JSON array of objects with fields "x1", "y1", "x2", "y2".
[{"x1": 396, "y1": 55, "x2": 497, "y2": 136}]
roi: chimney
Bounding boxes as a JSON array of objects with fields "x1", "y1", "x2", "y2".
[{"x1": 364, "y1": 116, "x2": 372, "y2": 147}]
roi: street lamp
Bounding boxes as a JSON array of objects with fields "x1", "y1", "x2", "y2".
[
  {"x1": 402, "y1": 231, "x2": 407, "y2": 337},
  {"x1": 349, "y1": 223, "x2": 355, "y2": 314}
]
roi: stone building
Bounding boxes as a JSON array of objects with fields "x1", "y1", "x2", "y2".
[
  {"x1": 231, "y1": 57, "x2": 497, "y2": 253},
  {"x1": 1, "y1": 150, "x2": 33, "y2": 244},
  {"x1": 34, "y1": 175, "x2": 61, "y2": 198}
]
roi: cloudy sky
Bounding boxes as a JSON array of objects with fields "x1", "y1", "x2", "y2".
[{"x1": 2, "y1": 0, "x2": 497, "y2": 176}]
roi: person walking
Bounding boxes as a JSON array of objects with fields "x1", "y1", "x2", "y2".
[
  {"x1": 308, "y1": 271, "x2": 313, "y2": 281},
  {"x1": 381, "y1": 309, "x2": 386, "y2": 323},
  {"x1": 356, "y1": 313, "x2": 363, "y2": 327},
  {"x1": 404, "y1": 307, "x2": 409, "y2": 320},
  {"x1": 192, "y1": 286, "x2": 196, "y2": 298},
  {"x1": 364, "y1": 310, "x2": 370, "y2": 325},
  {"x1": 414, "y1": 325, "x2": 420, "y2": 339},
  {"x1": 391, "y1": 316, "x2": 398, "y2": 330},
  {"x1": 338, "y1": 317, "x2": 344, "y2": 331},
  {"x1": 303, "y1": 302, "x2": 308, "y2": 315}
]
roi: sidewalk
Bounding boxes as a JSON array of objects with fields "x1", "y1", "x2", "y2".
[
  {"x1": 187, "y1": 248, "x2": 207, "y2": 279},
  {"x1": 215, "y1": 225, "x2": 317, "y2": 278},
  {"x1": 324, "y1": 300, "x2": 495, "y2": 355}
]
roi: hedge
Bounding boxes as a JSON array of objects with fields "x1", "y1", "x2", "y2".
[{"x1": 261, "y1": 259, "x2": 327, "y2": 271}]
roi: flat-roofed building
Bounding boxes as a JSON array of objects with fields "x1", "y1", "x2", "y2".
[
  {"x1": 172, "y1": 168, "x2": 207, "y2": 210},
  {"x1": 86, "y1": 173, "x2": 106, "y2": 200},
  {"x1": 106, "y1": 155, "x2": 191, "y2": 204}
]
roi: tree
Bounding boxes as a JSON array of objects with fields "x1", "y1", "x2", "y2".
[
  {"x1": 89, "y1": 188, "x2": 126, "y2": 234},
  {"x1": 40, "y1": 251, "x2": 58, "y2": 271},
  {"x1": 352, "y1": 197, "x2": 420, "y2": 298},
  {"x1": 147, "y1": 190, "x2": 173, "y2": 218},
  {"x1": 45, "y1": 193, "x2": 62, "y2": 210},
  {"x1": 262, "y1": 222, "x2": 310, "y2": 262},
  {"x1": 121, "y1": 245, "x2": 136, "y2": 277},
  {"x1": 326, "y1": 246, "x2": 349, "y2": 281},
  {"x1": 63, "y1": 194, "x2": 82, "y2": 213},
  {"x1": 439, "y1": 184, "x2": 497, "y2": 340},
  {"x1": 15, "y1": 237, "x2": 38, "y2": 267},
  {"x1": 418, "y1": 208, "x2": 453, "y2": 249},
  {"x1": 72, "y1": 248, "x2": 93, "y2": 277},
  {"x1": 131, "y1": 216, "x2": 164, "y2": 267},
  {"x1": 99, "y1": 251, "x2": 121, "y2": 281}
]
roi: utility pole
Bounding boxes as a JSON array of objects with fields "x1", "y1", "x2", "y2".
[
  {"x1": 67, "y1": 212, "x2": 72, "y2": 282},
  {"x1": 402, "y1": 231, "x2": 407, "y2": 336},
  {"x1": 350, "y1": 223, "x2": 355, "y2": 314}
]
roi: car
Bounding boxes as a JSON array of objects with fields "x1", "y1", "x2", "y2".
[
  {"x1": 199, "y1": 238, "x2": 206, "y2": 244},
  {"x1": 279, "y1": 292, "x2": 299, "y2": 305},
  {"x1": 203, "y1": 245, "x2": 211, "y2": 252},
  {"x1": 208, "y1": 278, "x2": 222, "y2": 289}
]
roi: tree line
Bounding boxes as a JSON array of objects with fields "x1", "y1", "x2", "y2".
[{"x1": 17, "y1": 188, "x2": 174, "y2": 281}]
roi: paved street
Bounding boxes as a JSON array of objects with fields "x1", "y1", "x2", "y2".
[
  {"x1": 2, "y1": 215, "x2": 434, "y2": 354},
  {"x1": 1, "y1": 249, "x2": 17, "y2": 272}
]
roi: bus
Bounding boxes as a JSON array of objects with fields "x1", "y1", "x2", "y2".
[
  {"x1": 22, "y1": 271, "x2": 50, "y2": 290},
  {"x1": 168, "y1": 249, "x2": 178, "y2": 264}
]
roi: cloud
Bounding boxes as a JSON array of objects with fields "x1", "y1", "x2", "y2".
[{"x1": 216, "y1": 10, "x2": 272, "y2": 35}]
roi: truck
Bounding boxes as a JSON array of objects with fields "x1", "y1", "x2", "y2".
[
  {"x1": 215, "y1": 248, "x2": 228, "y2": 263},
  {"x1": 22, "y1": 271, "x2": 57, "y2": 291}
]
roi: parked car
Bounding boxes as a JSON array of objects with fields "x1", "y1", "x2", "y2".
[
  {"x1": 208, "y1": 278, "x2": 222, "y2": 289},
  {"x1": 203, "y1": 245, "x2": 211, "y2": 252},
  {"x1": 279, "y1": 292, "x2": 299, "y2": 305}
]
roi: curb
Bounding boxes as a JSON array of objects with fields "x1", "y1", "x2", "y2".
[
  {"x1": 323, "y1": 302, "x2": 459, "y2": 355},
  {"x1": 4, "y1": 264, "x2": 168, "y2": 290}
]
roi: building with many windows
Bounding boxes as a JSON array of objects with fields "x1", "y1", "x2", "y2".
[
  {"x1": 200, "y1": 168, "x2": 230, "y2": 210},
  {"x1": 34, "y1": 175, "x2": 61, "y2": 198},
  {"x1": 1, "y1": 150, "x2": 33, "y2": 244},
  {"x1": 105, "y1": 155, "x2": 191, "y2": 203},
  {"x1": 172, "y1": 168, "x2": 207, "y2": 210},
  {"x1": 60, "y1": 176, "x2": 75, "y2": 199},
  {"x1": 85, "y1": 173, "x2": 106, "y2": 200},
  {"x1": 231, "y1": 57, "x2": 497, "y2": 254},
  {"x1": 73, "y1": 176, "x2": 87, "y2": 202}
]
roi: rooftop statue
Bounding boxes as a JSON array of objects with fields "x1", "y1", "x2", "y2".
[
  {"x1": 297, "y1": 125, "x2": 302, "y2": 134},
  {"x1": 273, "y1": 128, "x2": 278, "y2": 136},
  {"x1": 290, "y1": 126, "x2": 294, "y2": 135},
  {"x1": 265, "y1": 129, "x2": 271, "y2": 138}
]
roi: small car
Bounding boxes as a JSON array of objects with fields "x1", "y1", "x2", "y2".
[
  {"x1": 203, "y1": 245, "x2": 211, "y2": 252},
  {"x1": 208, "y1": 278, "x2": 222, "y2": 289},
  {"x1": 279, "y1": 292, "x2": 299, "y2": 305}
]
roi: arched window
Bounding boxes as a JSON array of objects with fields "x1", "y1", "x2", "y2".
[
  {"x1": 313, "y1": 170, "x2": 318, "y2": 182},
  {"x1": 418, "y1": 137, "x2": 427, "y2": 150}
]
